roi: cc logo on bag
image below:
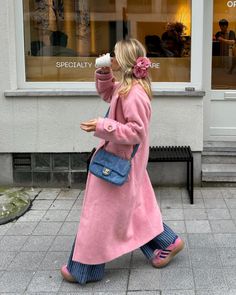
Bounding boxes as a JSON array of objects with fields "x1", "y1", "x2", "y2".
[{"x1": 103, "y1": 167, "x2": 111, "y2": 175}]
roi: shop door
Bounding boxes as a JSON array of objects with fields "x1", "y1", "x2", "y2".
[{"x1": 204, "y1": 0, "x2": 236, "y2": 141}]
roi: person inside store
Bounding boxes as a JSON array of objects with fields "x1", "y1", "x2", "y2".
[
  {"x1": 145, "y1": 35, "x2": 174, "y2": 57},
  {"x1": 37, "y1": 31, "x2": 77, "y2": 56},
  {"x1": 60, "y1": 38, "x2": 184, "y2": 285},
  {"x1": 161, "y1": 22, "x2": 186, "y2": 57},
  {"x1": 215, "y1": 19, "x2": 236, "y2": 73},
  {"x1": 215, "y1": 19, "x2": 235, "y2": 53},
  {"x1": 31, "y1": 40, "x2": 45, "y2": 56}
]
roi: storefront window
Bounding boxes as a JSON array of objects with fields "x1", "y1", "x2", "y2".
[
  {"x1": 23, "y1": 0, "x2": 191, "y2": 82},
  {"x1": 212, "y1": 0, "x2": 236, "y2": 89}
]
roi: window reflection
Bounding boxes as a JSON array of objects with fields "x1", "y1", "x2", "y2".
[
  {"x1": 212, "y1": 1, "x2": 236, "y2": 89},
  {"x1": 23, "y1": 0, "x2": 191, "y2": 82}
]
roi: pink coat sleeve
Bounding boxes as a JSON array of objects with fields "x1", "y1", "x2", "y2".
[
  {"x1": 95, "y1": 70, "x2": 116, "y2": 103},
  {"x1": 94, "y1": 85, "x2": 151, "y2": 145}
]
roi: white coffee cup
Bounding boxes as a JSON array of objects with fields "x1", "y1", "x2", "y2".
[{"x1": 95, "y1": 53, "x2": 111, "y2": 68}]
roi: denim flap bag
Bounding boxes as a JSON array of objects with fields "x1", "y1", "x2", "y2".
[
  {"x1": 89, "y1": 108, "x2": 139, "y2": 186},
  {"x1": 89, "y1": 145, "x2": 139, "y2": 186}
]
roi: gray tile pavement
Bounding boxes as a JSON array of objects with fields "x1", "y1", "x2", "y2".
[{"x1": 1, "y1": 187, "x2": 236, "y2": 294}]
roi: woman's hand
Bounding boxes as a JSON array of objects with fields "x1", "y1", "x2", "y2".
[{"x1": 80, "y1": 119, "x2": 98, "y2": 132}]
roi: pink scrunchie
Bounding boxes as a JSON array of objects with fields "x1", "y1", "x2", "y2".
[{"x1": 133, "y1": 57, "x2": 151, "y2": 79}]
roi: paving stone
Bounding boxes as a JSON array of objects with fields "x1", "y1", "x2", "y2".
[
  {"x1": 31, "y1": 200, "x2": 54, "y2": 210},
  {"x1": 218, "y1": 248, "x2": 236, "y2": 266},
  {"x1": 221, "y1": 188, "x2": 235, "y2": 199},
  {"x1": 201, "y1": 189, "x2": 223, "y2": 199},
  {"x1": 223, "y1": 267, "x2": 236, "y2": 288},
  {"x1": 128, "y1": 269, "x2": 161, "y2": 290},
  {"x1": 60, "y1": 269, "x2": 128, "y2": 292},
  {"x1": 160, "y1": 267, "x2": 194, "y2": 290},
  {"x1": 32, "y1": 221, "x2": 63, "y2": 235},
  {"x1": 0, "y1": 235, "x2": 28, "y2": 251},
  {"x1": 37, "y1": 189, "x2": 60, "y2": 200},
  {"x1": 25, "y1": 293, "x2": 58, "y2": 295},
  {"x1": 17, "y1": 210, "x2": 46, "y2": 222},
  {"x1": 230, "y1": 209, "x2": 236, "y2": 219},
  {"x1": 106, "y1": 253, "x2": 131, "y2": 269},
  {"x1": 24, "y1": 188, "x2": 42, "y2": 199},
  {"x1": 229, "y1": 188, "x2": 236, "y2": 195},
  {"x1": 185, "y1": 220, "x2": 211, "y2": 233},
  {"x1": 183, "y1": 209, "x2": 207, "y2": 220},
  {"x1": 188, "y1": 233, "x2": 216, "y2": 248},
  {"x1": 160, "y1": 188, "x2": 182, "y2": 199},
  {"x1": 0, "y1": 222, "x2": 13, "y2": 235},
  {"x1": 49, "y1": 235, "x2": 74, "y2": 251},
  {"x1": 166, "y1": 247, "x2": 191, "y2": 268},
  {"x1": 182, "y1": 187, "x2": 202, "y2": 199},
  {"x1": 206, "y1": 209, "x2": 231, "y2": 220},
  {"x1": 50, "y1": 200, "x2": 75, "y2": 210},
  {"x1": 42, "y1": 210, "x2": 69, "y2": 222},
  {"x1": 0, "y1": 251, "x2": 17, "y2": 270},
  {"x1": 161, "y1": 198, "x2": 183, "y2": 209},
  {"x1": 7, "y1": 251, "x2": 46, "y2": 270},
  {"x1": 196, "y1": 290, "x2": 236, "y2": 295},
  {"x1": 91, "y1": 270, "x2": 129, "y2": 291},
  {"x1": 182, "y1": 197, "x2": 205, "y2": 209},
  {"x1": 21, "y1": 235, "x2": 55, "y2": 251},
  {"x1": 58, "y1": 292, "x2": 93, "y2": 295},
  {"x1": 223, "y1": 266, "x2": 236, "y2": 289},
  {"x1": 94, "y1": 293, "x2": 127, "y2": 295},
  {"x1": 27, "y1": 270, "x2": 63, "y2": 293},
  {"x1": 127, "y1": 292, "x2": 160, "y2": 295},
  {"x1": 59, "y1": 279, "x2": 93, "y2": 292},
  {"x1": 225, "y1": 199, "x2": 236, "y2": 209},
  {"x1": 161, "y1": 209, "x2": 184, "y2": 220},
  {"x1": 189, "y1": 248, "x2": 221, "y2": 268},
  {"x1": 65, "y1": 210, "x2": 81, "y2": 222},
  {"x1": 203, "y1": 198, "x2": 227, "y2": 209},
  {"x1": 39, "y1": 251, "x2": 70, "y2": 270},
  {"x1": 162, "y1": 291, "x2": 195, "y2": 295},
  {"x1": 214, "y1": 233, "x2": 236, "y2": 247},
  {"x1": 5, "y1": 221, "x2": 38, "y2": 235},
  {"x1": 164, "y1": 221, "x2": 186, "y2": 233},
  {"x1": 210, "y1": 220, "x2": 236, "y2": 233},
  {"x1": 193, "y1": 268, "x2": 227, "y2": 290},
  {"x1": 131, "y1": 250, "x2": 152, "y2": 269},
  {"x1": 57, "y1": 189, "x2": 81, "y2": 199},
  {"x1": 58, "y1": 222, "x2": 78, "y2": 235},
  {"x1": 0, "y1": 270, "x2": 35, "y2": 292},
  {"x1": 3, "y1": 186, "x2": 236, "y2": 294},
  {"x1": 72, "y1": 198, "x2": 84, "y2": 209}
]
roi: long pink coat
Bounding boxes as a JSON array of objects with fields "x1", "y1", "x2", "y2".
[{"x1": 72, "y1": 71, "x2": 164, "y2": 265}]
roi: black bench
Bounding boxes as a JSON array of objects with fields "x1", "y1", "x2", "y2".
[{"x1": 148, "y1": 146, "x2": 194, "y2": 204}]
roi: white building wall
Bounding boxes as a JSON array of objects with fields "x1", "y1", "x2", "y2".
[
  {"x1": 0, "y1": 2, "x2": 203, "y2": 185},
  {"x1": 0, "y1": 2, "x2": 203, "y2": 153}
]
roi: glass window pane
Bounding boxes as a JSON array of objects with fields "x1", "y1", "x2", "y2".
[
  {"x1": 23, "y1": 0, "x2": 191, "y2": 82},
  {"x1": 212, "y1": 0, "x2": 236, "y2": 89}
]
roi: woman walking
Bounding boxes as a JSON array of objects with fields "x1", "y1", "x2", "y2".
[{"x1": 61, "y1": 38, "x2": 184, "y2": 284}]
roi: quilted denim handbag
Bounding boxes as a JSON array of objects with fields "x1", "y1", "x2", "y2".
[
  {"x1": 89, "y1": 144, "x2": 139, "y2": 186},
  {"x1": 89, "y1": 107, "x2": 139, "y2": 185}
]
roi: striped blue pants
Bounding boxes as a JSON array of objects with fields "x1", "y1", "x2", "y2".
[{"x1": 67, "y1": 223, "x2": 177, "y2": 284}]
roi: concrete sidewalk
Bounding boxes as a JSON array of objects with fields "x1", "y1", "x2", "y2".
[{"x1": 0, "y1": 186, "x2": 236, "y2": 295}]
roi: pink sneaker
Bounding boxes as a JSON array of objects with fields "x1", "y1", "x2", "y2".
[
  {"x1": 151, "y1": 237, "x2": 184, "y2": 268},
  {"x1": 60, "y1": 265, "x2": 76, "y2": 283}
]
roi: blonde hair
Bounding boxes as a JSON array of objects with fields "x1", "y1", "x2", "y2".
[{"x1": 114, "y1": 39, "x2": 152, "y2": 99}]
